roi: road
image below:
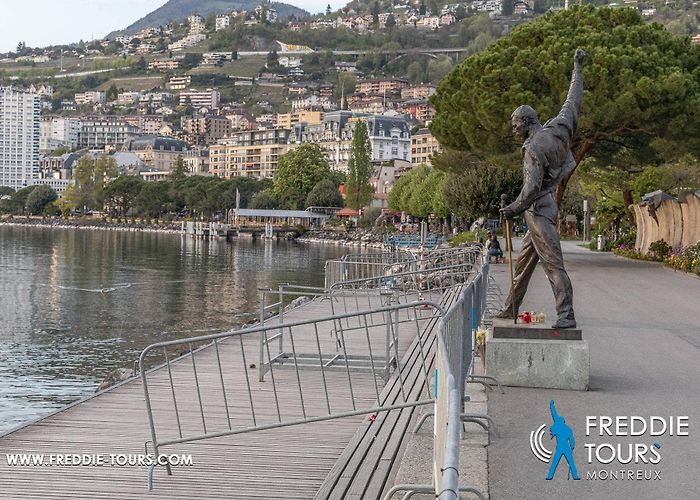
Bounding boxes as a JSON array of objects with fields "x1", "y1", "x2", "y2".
[{"x1": 487, "y1": 240, "x2": 700, "y2": 499}]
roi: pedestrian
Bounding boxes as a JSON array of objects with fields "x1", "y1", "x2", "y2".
[{"x1": 487, "y1": 232, "x2": 503, "y2": 263}]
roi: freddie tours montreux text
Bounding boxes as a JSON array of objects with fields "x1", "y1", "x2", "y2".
[{"x1": 530, "y1": 400, "x2": 690, "y2": 481}]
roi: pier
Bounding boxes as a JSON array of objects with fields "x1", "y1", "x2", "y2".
[{"x1": 0, "y1": 246, "x2": 492, "y2": 499}]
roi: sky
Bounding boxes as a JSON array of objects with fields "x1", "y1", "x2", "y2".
[{"x1": 0, "y1": 0, "x2": 346, "y2": 53}]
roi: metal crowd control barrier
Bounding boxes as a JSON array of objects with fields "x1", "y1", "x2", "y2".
[
  {"x1": 139, "y1": 300, "x2": 444, "y2": 490},
  {"x1": 386, "y1": 261, "x2": 498, "y2": 500}
]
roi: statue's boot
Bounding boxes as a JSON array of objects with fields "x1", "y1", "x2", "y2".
[
  {"x1": 551, "y1": 317, "x2": 576, "y2": 329},
  {"x1": 495, "y1": 308, "x2": 516, "y2": 319}
]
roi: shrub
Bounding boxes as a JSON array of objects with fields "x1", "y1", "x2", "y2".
[
  {"x1": 648, "y1": 239, "x2": 671, "y2": 261},
  {"x1": 665, "y1": 243, "x2": 700, "y2": 276}
]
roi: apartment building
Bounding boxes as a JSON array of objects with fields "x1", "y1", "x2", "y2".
[
  {"x1": 188, "y1": 15, "x2": 206, "y2": 34},
  {"x1": 396, "y1": 98, "x2": 436, "y2": 124},
  {"x1": 209, "y1": 129, "x2": 292, "y2": 179},
  {"x1": 216, "y1": 15, "x2": 231, "y2": 31},
  {"x1": 168, "y1": 75, "x2": 192, "y2": 91},
  {"x1": 411, "y1": 127, "x2": 441, "y2": 166},
  {"x1": 356, "y1": 78, "x2": 409, "y2": 94},
  {"x1": 179, "y1": 88, "x2": 221, "y2": 109},
  {"x1": 39, "y1": 116, "x2": 81, "y2": 153},
  {"x1": 225, "y1": 110, "x2": 257, "y2": 131},
  {"x1": 148, "y1": 59, "x2": 180, "y2": 71},
  {"x1": 0, "y1": 87, "x2": 40, "y2": 189},
  {"x1": 275, "y1": 110, "x2": 324, "y2": 128},
  {"x1": 79, "y1": 118, "x2": 140, "y2": 149},
  {"x1": 400, "y1": 84, "x2": 436, "y2": 100},
  {"x1": 75, "y1": 91, "x2": 106, "y2": 105},
  {"x1": 182, "y1": 115, "x2": 231, "y2": 145}
]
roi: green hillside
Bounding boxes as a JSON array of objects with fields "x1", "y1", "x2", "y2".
[{"x1": 114, "y1": 0, "x2": 310, "y2": 36}]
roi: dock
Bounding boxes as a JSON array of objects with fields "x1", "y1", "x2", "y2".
[{"x1": 0, "y1": 247, "x2": 487, "y2": 499}]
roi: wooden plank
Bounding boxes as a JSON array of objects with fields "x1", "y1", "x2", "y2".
[
  {"x1": 315, "y1": 286, "x2": 461, "y2": 499},
  {"x1": 0, "y1": 292, "x2": 441, "y2": 499}
]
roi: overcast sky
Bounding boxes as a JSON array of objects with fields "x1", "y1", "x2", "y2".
[{"x1": 0, "y1": 0, "x2": 346, "y2": 53}]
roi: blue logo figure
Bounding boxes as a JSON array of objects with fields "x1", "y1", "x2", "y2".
[{"x1": 546, "y1": 400, "x2": 580, "y2": 480}]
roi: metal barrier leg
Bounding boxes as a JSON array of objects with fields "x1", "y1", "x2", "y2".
[
  {"x1": 413, "y1": 411, "x2": 433, "y2": 433},
  {"x1": 467, "y1": 378, "x2": 495, "y2": 392},
  {"x1": 461, "y1": 413, "x2": 499, "y2": 437},
  {"x1": 382, "y1": 484, "x2": 489, "y2": 500},
  {"x1": 468, "y1": 374, "x2": 504, "y2": 394}
]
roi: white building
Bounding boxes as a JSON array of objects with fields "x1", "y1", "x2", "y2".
[
  {"x1": 39, "y1": 117, "x2": 81, "y2": 153},
  {"x1": 168, "y1": 75, "x2": 192, "y2": 91},
  {"x1": 75, "y1": 91, "x2": 106, "y2": 105},
  {"x1": 168, "y1": 33, "x2": 206, "y2": 51},
  {"x1": 116, "y1": 91, "x2": 142, "y2": 105},
  {"x1": 0, "y1": 87, "x2": 41, "y2": 190},
  {"x1": 255, "y1": 5, "x2": 278, "y2": 23},
  {"x1": 216, "y1": 15, "x2": 231, "y2": 31},
  {"x1": 178, "y1": 88, "x2": 221, "y2": 109},
  {"x1": 365, "y1": 116, "x2": 411, "y2": 163}
]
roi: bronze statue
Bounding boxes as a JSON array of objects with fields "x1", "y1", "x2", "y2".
[{"x1": 497, "y1": 49, "x2": 585, "y2": 329}]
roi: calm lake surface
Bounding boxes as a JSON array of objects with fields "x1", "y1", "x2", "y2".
[{"x1": 0, "y1": 225, "x2": 349, "y2": 434}]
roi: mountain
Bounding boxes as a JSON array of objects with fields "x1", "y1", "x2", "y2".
[{"x1": 112, "y1": 0, "x2": 310, "y2": 36}]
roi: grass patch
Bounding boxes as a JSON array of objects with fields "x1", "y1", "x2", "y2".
[
  {"x1": 448, "y1": 231, "x2": 477, "y2": 247},
  {"x1": 98, "y1": 76, "x2": 164, "y2": 92}
]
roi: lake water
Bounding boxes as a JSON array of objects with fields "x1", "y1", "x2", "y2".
[{"x1": 0, "y1": 225, "x2": 349, "y2": 434}]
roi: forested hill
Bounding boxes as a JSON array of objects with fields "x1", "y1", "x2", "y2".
[{"x1": 113, "y1": 0, "x2": 310, "y2": 36}]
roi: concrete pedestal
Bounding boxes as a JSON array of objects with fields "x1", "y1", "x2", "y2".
[{"x1": 485, "y1": 321, "x2": 589, "y2": 390}]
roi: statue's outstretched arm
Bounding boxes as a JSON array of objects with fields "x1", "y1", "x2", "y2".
[{"x1": 555, "y1": 49, "x2": 585, "y2": 139}]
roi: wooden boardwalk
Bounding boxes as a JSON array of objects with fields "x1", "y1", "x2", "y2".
[{"x1": 0, "y1": 292, "x2": 447, "y2": 499}]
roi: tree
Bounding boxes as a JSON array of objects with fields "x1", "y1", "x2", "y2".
[
  {"x1": 419, "y1": 1, "x2": 427, "y2": 16},
  {"x1": 428, "y1": 0, "x2": 439, "y2": 16},
  {"x1": 372, "y1": 2, "x2": 380, "y2": 26},
  {"x1": 431, "y1": 6, "x2": 700, "y2": 212},
  {"x1": 388, "y1": 165, "x2": 430, "y2": 214},
  {"x1": 50, "y1": 146, "x2": 71, "y2": 156},
  {"x1": 501, "y1": 0, "x2": 515, "y2": 16},
  {"x1": 25, "y1": 185, "x2": 58, "y2": 215},
  {"x1": 266, "y1": 50, "x2": 279, "y2": 70},
  {"x1": 181, "y1": 53, "x2": 203, "y2": 70},
  {"x1": 136, "y1": 56, "x2": 147, "y2": 71},
  {"x1": 106, "y1": 83, "x2": 119, "y2": 101},
  {"x1": 326, "y1": 4, "x2": 332, "y2": 16},
  {"x1": 273, "y1": 144, "x2": 332, "y2": 210},
  {"x1": 105, "y1": 175, "x2": 144, "y2": 217},
  {"x1": 335, "y1": 73, "x2": 357, "y2": 100},
  {"x1": 135, "y1": 182, "x2": 170, "y2": 218},
  {"x1": 385, "y1": 15, "x2": 397, "y2": 30},
  {"x1": 408, "y1": 168, "x2": 445, "y2": 219},
  {"x1": 170, "y1": 155, "x2": 188, "y2": 181},
  {"x1": 345, "y1": 120, "x2": 374, "y2": 210},
  {"x1": 4, "y1": 186, "x2": 37, "y2": 214},
  {"x1": 67, "y1": 155, "x2": 119, "y2": 212},
  {"x1": 432, "y1": 151, "x2": 522, "y2": 222},
  {"x1": 306, "y1": 179, "x2": 344, "y2": 208},
  {"x1": 249, "y1": 189, "x2": 277, "y2": 209}
]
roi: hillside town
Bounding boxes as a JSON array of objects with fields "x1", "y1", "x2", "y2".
[{"x1": 2, "y1": 0, "x2": 700, "y2": 214}]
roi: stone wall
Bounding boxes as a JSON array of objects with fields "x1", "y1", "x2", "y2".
[{"x1": 634, "y1": 190, "x2": 700, "y2": 254}]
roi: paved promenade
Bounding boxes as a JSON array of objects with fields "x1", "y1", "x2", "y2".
[{"x1": 488, "y1": 240, "x2": 700, "y2": 499}]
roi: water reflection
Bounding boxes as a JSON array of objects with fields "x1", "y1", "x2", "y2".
[{"x1": 0, "y1": 226, "x2": 347, "y2": 433}]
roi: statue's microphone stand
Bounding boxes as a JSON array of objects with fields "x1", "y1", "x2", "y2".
[{"x1": 501, "y1": 194, "x2": 517, "y2": 324}]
